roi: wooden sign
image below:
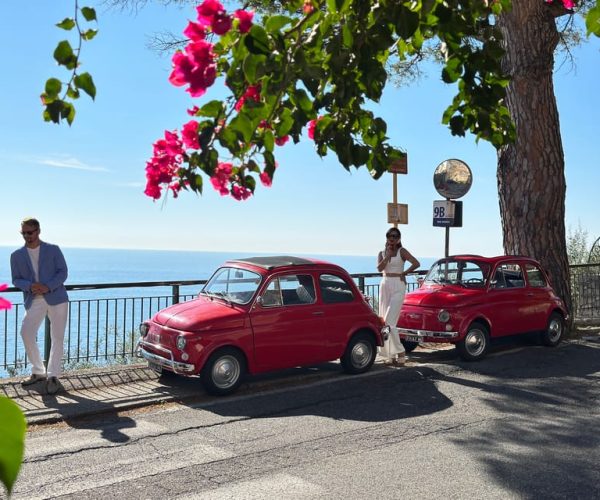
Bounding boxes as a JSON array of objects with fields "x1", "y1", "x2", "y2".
[
  {"x1": 387, "y1": 203, "x2": 408, "y2": 224},
  {"x1": 388, "y1": 155, "x2": 408, "y2": 174}
]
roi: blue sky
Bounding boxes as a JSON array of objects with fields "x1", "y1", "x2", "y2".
[{"x1": 1, "y1": 1, "x2": 599, "y2": 261}]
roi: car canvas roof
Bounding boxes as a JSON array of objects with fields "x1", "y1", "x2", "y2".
[{"x1": 227, "y1": 256, "x2": 322, "y2": 270}]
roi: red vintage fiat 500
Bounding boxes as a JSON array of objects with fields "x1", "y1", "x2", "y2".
[
  {"x1": 137, "y1": 256, "x2": 388, "y2": 395},
  {"x1": 397, "y1": 255, "x2": 568, "y2": 361}
]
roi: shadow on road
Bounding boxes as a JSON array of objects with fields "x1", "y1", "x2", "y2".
[{"x1": 433, "y1": 341, "x2": 600, "y2": 498}]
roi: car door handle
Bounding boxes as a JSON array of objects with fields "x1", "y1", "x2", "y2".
[{"x1": 312, "y1": 311, "x2": 325, "y2": 316}]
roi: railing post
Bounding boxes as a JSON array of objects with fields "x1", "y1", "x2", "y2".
[
  {"x1": 44, "y1": 315, "x2": 51, "y2": 366},
  {"x1": 358, "y1": 276, "x2": 365, "y2": 293},
  {"x1": 173, "y1": 284, "x2": 180, "y2": 304}
]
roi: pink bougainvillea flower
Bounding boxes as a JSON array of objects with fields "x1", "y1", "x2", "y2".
[
  {"x1": 210, "y1": 162, "x2": 233, "y2": 196},
  {"x1": 259, "y1": 171, "x2": 272, "y2": 187},
  {"x1": 275, "y1": 135, "x2": 289, "y2": 146},
  {"x1": 183, "y1": 21, "x2": 207, "y2": 41},
  {"x1": 187, "y1": 105, "x2": 200, "y2": 116},
  {"x1": 144, "y1": 182, "x2": 162, "y2": 200},
  {"x1": 234, "y1": 9, "x2": 254, "y2": 33},
  {"x1": 182, "y1": 120, "x2": 200, "y2": 150},
  {"x1": 0, "y1": 284, "x2": 11, "y2": 311},
  {"x1": 562, "y1": 0, "x2": 575, "y2": 8},
  {"x1": 212, "y1": 12, "x2": 232, "y2": 35},
  {"x1": 232, "y1": 184, "x2": 252, "y2": 200},
  {"x1": 169, "y1": 40, "x2": 217, "y2": 97},
  {"x1": 144, "y1": 129, "x2": 185, "y2": 200},
  {"x1": 197, "y1": 0, "x2": 225, "y2": 23},
  {"x1": 303, "y1": 0, "x2": 315, "y2": 14},
  {"x1": 234, "y1": 84, "x2": 261, "y2": 111},
  {"x1": 308, "y1": 118, "x2": 319, "y2": 140}
]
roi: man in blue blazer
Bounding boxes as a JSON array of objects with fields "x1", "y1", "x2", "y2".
[{"x1": 10, "y1": 218, "x2": 69, "y2": 395}]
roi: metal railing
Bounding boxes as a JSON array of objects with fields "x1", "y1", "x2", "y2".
[{"x1": 1, "y1": 266, "x2": 598, "y2": 376}]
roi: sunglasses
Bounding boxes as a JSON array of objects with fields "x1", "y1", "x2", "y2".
[{"x1": 21, "y1": 229, "x2": 38, "y2": 236}]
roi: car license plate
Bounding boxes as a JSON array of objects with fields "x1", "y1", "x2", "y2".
[
  {"x1": 405, "y1": 335, "x2": 421, "y2": 343},
  {"x1": 148, "y1": 361, "x2": 162, "y2": 374}
]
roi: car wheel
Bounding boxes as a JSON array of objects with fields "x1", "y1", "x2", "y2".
[
  {"x1": 401, "y1": 340, "x2": 419, "y2": 353},
  {"x1": 201, "y1": 348, "x2": 246, "y2": 396},
  {"x1": 540, "y1": 312, "x2": 564, "y2": 347},
  {"x1": 456, "y1": 322, "x2": 489, "y2": 361},
  {"x1": 341, "y1": 332, "x2": 376, "y2": 374}
]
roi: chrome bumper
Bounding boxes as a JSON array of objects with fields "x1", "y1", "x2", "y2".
[
  {"x1": 136, "y1": 339, "x2": 196, "y2": 375},
  {"x1": 397, "y1": 328, "x2": 459, "y2": 340}
]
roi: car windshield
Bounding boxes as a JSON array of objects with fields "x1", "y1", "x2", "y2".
[
  {"x1": 424, "y1": 259, "x2": 490, "y2": 288},
  {"x1": 201, "y1": 267, "x2": 262, "y2": 305}
]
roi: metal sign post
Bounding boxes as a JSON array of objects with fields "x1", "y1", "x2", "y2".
[{"x1": 387, "y1": 154, "x2": 408, "y2": 226}]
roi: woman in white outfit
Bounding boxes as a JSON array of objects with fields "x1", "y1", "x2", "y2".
[{"x1": 377, "y1": 227, "x2": 420, "y2": 366}]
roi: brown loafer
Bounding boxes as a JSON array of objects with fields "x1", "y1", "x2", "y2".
[{"x1": 21, "y1": 374, "x2": 47, "y2": 387}]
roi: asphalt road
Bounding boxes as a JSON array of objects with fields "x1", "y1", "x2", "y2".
[{"x1": 12, "y1": 339, "x2": 600, "y2": 499}]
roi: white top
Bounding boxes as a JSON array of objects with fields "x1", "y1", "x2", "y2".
[
  {"x1": 381, "y1": 248, "x2": 405, "y2": 274},
  {"x1": 27, "y1": 246, "x2": 44, "y2": 301},
  {"x1": 27, "y1": 246, "x2": 41, "y2": 281}
]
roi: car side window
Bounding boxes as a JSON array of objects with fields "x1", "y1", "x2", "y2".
[
  {"x1": 525, "y1": 264, "x2": 547, "y2": 287},
  {"x1": 319, "y1": 274, "x2": 355, "y2": 303},
  {"x1": 493, "y1": 263, "x2": 525, "y2": 289},
  {"x1": 261, "y1": 274, "x2": 316, "y2": 307}
]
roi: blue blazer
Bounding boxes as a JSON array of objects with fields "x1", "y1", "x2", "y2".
[{"x1": 10, "y1": 242, "x2": 69, "y2": 309}]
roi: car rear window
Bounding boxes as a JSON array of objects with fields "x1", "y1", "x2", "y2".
[{"x1": 319, "y1": 274, "x2": 355, "y2": 303}]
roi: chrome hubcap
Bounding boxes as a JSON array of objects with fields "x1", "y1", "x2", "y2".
[
  {"x1": 351, "y1": 341, "x2": 372, "y2": 369},
  {"x1": 465, "y1": 329, "x2": 486, "y2": 356},
  {"x1": 212, "y1": 355, "x2": 240, "y2": 389},
  {"x1": 548, "y1": 318, "x2": 562, "y2": 342}
]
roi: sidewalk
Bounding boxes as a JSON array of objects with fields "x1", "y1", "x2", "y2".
[{"x1": 9, "y1": 338, "x2": 582, "y2": 427}]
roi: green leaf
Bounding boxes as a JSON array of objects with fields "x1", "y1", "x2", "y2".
[
  {"x1": 81, "y1": 6, "x2": 97, "y2": 22},
  {"x1": 263, "y1": 128, "x2": 275, "y2": 153},
  {"x1": 53, "y1": 41, "x2": 77, "y2": 69},
  {"x1": 82, "y1": 29, "x2": 98, "y2": 41},
  {"x1": 44, "y1": 78, "x2": 62, "y2": 98},
  {"x1": 67, "y1": 85, "x2": 80, "y2": 99},
  {"x1": 265, "y1": 15, "x2": 292, "y2": 32},
  {"x1": 244, "y1": 25, "x2": 271, "y2": 55},
  {"x1": 441, "y1": 57, "x2": 462, "y2": 83},
  {"x1": 229, "y1": 113, "x2": 254, "y2": 143},
  {"x1": 43, "y1": 100, "x2": 64, "y2": 124},
  {"x1": 198, "y1": 100, "x2": 224, "y2": 118},
  {"x1": 395, "y1": 5, "x2": 420, "y2": 40},
  {"x1": 74, "y1": 72, "x2": 96, "y2": 100},
  {"x1": 56, "y1": 18, "x2": 75, "y2": 30},
  {"x1": 242, "y1": 54, "x2": 266, "y2": 83},
  {"x1": 61, "y1": 102, "x2": 76, "y2": 125},
  {"x1": 586, "y1": 5, "x2": 600, "y2": 37},
  {"x1": 0, "y1": 397, "x2": 26, "y2": 495}
]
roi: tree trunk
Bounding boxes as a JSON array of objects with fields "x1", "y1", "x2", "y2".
[{"x1": 497, "y1": 0, "x2": 572, "y2": 321}]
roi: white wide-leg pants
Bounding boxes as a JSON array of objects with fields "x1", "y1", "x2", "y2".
[
  {"x1": 20, "y1": 298, "x2": 68, "y2": 378},
  {"x1": 378, "y1": 276, "x2": 406, "y2": 359}
]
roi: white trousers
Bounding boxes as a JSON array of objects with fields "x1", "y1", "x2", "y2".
[
  {"x1": 20, "y1": 298, "x2": 68, "y2": 378},
  {"x1": 378, "y1": 276, "x2": 406, "y2": 359}
]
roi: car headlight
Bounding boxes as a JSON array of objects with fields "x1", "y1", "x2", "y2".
[
  {"x1": 139, "y1": 323, "x2": 149, "y2": 337},
  {"x1": 438, "y1": 309, "x2": 451, "y2": 323},
  {"x1": 176, "y1": 335, "x2": 187, "y2": 350}
]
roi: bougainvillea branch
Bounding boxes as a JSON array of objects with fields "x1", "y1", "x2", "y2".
[
  {"x1": 144, "y1": 0, "x2": 520, "y2": 202},
  {"x1": 42, "y1": 1, "x2": 98, "y2": 125}
]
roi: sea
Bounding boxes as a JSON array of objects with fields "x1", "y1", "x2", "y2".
[
  {"x1": 0, "y1": 246, "x2": 438, "y2": 302},
  {"x1": 0, "y1": 247, "x2": 438, "y2": 377}
]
